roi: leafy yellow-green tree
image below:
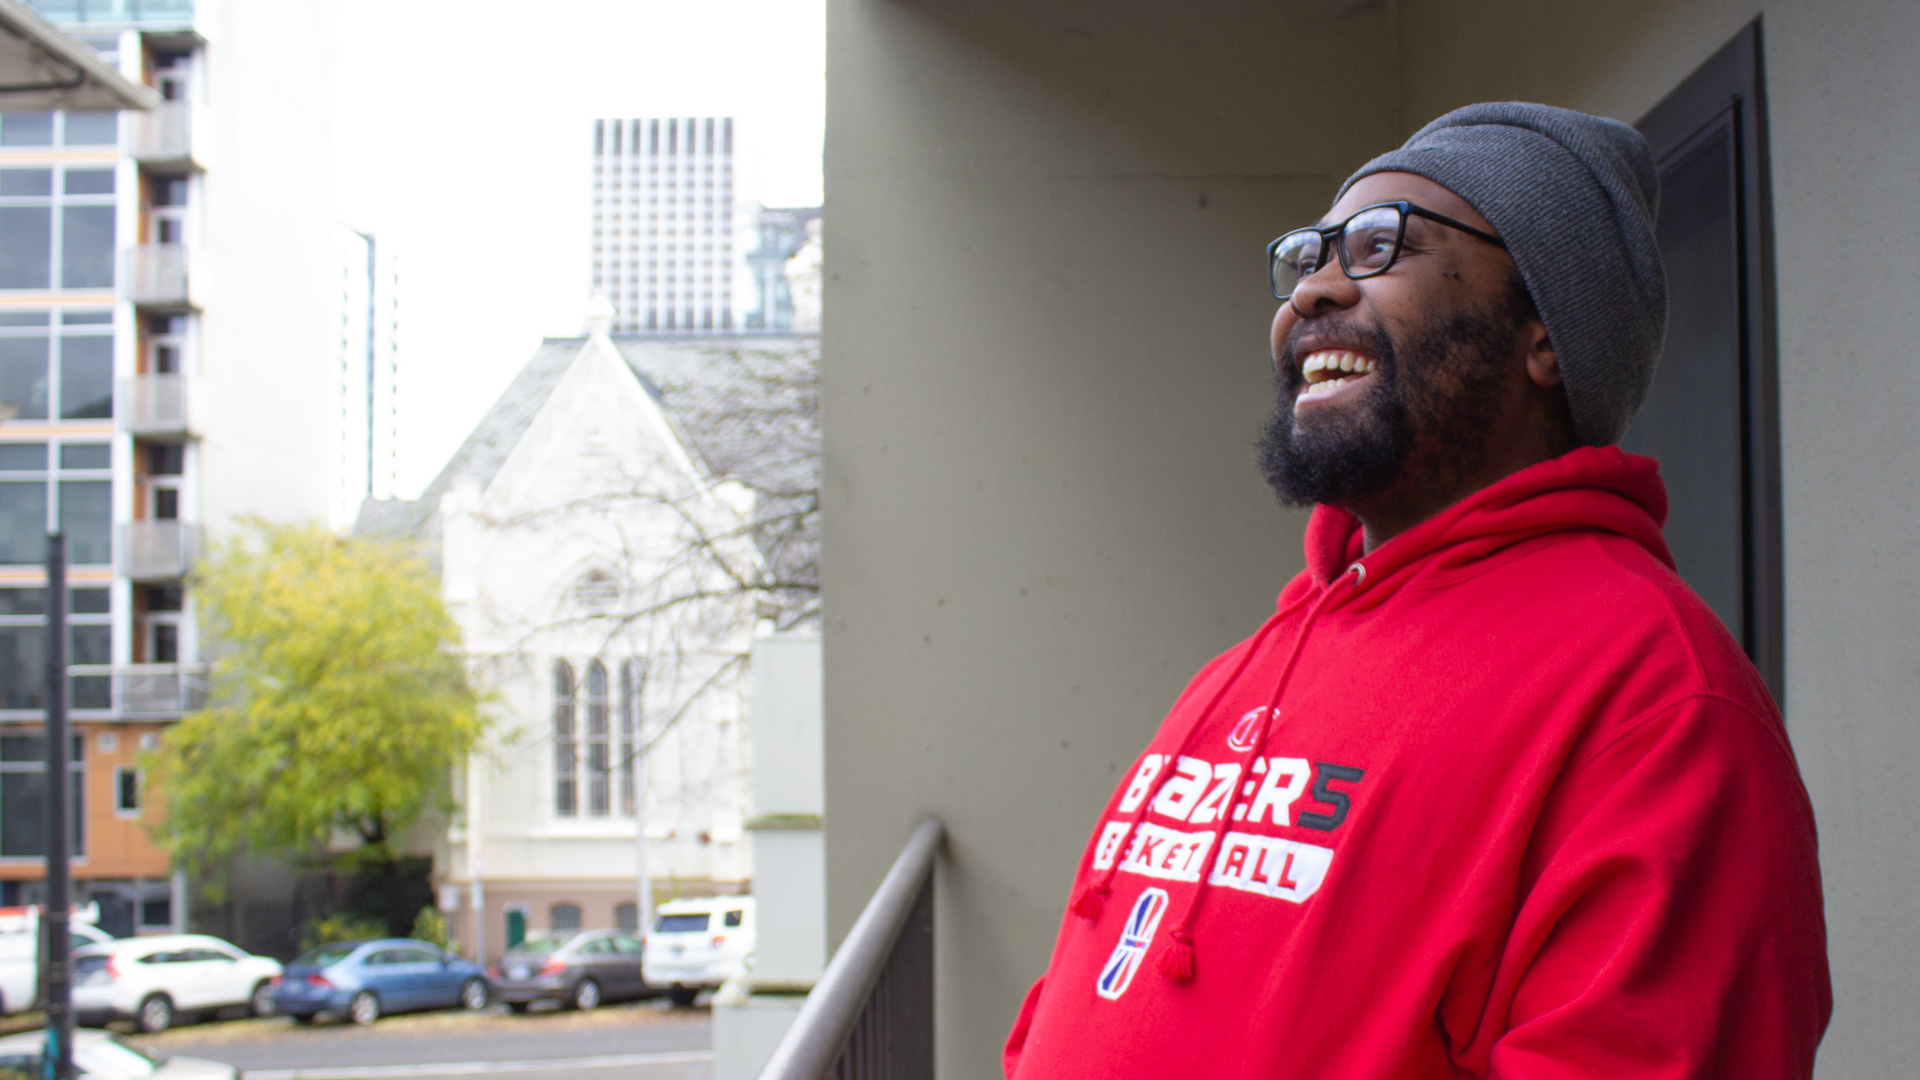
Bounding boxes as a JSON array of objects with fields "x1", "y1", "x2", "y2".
[{"x1": 147, "y1": 521, "x2": 481, "y2": 889}]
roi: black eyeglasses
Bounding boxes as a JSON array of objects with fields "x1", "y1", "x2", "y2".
[{"x1": 1267, "y1": 201, "x2": 1506, "y2": 301}]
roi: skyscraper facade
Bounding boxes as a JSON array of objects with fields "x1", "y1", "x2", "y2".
[{"x1": 589, "y1": 117, "x2": 734, "y2": 334}]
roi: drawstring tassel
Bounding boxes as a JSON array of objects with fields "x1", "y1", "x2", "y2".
[
  {"x1": 1070, "y1": 882, "x2": 1109, "y2": 920},
  {"x1": 1157, "y1": 927, "x2": 1195, "y2": 982}
]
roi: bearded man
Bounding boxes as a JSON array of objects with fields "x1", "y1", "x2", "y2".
[{"x1": 1003, "y1": 103, "x2": 1831, "y2": 1078}]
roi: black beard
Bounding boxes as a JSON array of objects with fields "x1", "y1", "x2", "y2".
[{"x1": 1256, "y1": 292, "x2": 1526, "y2": 508}]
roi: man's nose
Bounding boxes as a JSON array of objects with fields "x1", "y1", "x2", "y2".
[{"x1": 1287, "y1": 260, "x2": 1362, "y2": 317}]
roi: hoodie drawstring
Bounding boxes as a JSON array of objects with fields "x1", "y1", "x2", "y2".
[
  {"x1": 1068, "y1": 610, "x2": 1290, "y2": 922},
  {"x1": 1153, "y1": 565, "x2": 1358, "y2": 982}
]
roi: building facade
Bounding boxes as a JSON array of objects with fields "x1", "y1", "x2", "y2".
[
  {"x1": 590, "y1": 116, "x2": 737, "y2": 334},
  {"x1": 327, "y1": 224, "x2": 399, "y2": 531},
  {"x1": 0, "y1": 0, "x2": 335, "y2": 947},
  {"x1": 359, "y1": 324, "x2": 819, "y2": 961}
]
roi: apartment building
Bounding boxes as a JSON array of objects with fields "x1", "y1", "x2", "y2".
[{"x1": 0, "y1": 0, "x2": 334, "y2": 946}]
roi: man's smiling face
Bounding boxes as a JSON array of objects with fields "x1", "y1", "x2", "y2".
[{"x1": 1257, "y1": 171, "x2": 1546, "y2": 513}]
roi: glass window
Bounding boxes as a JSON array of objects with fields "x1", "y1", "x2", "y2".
[
  {"x1": 586, "y1": 661, "x2": 610, "y2": 817},
  {"x1": 0, "y1": 626, "x2": 42, "y2": 708},
  {"x1": 0, "y1": 114, "x2": 53, "y2": 147},
  {"x1": 615, "y1": 904, "x2": 638, "y2": 933},
  {"x1": 0, "y1": 482, "x2": 46, "y2": 564},
  {"x1": 0, "y1": 207, "x2": 51, "y2": 289},
  {"x1": 551, "y1": 904, "x2": 581, "y2": 931},
  {"x1": 61, "y1": 112, "x2": 116, "y2": 147},
  {"x1": 619, "y1": 660, "x2": 638, "y2": 815},
  {"x1": 62, "y1": 170, "x2": 113, "y2": 196},
  {"x1": 140, "y1": 895, "x2": 170, "y2": 927},
  {"x1": 61, "y1": 311, "x2": 109, "y2": 326},
  {"x1": 115, "y1": 767, "x2": 139, "y2": 813},
  {"x1": 0, "y1": 445, "x2": 43, "y2": 471},
  {"x1": 60, "y1": 205, "x2": 114, "y2": 289},
  {"x1": 0, "y1": 589, "x2": 43, "y2": 616},
  {"x1": 59, "y1": 444, "x2": 108, "y2": 470},
  {"x1": 0, "y1": 734, "x2": 83, "y2": 856},
  {"x1": 144, "y1": 586, "x2": 182, "y2": 612},
  {"x1": 652, "y1": 913, "x2": 709, "y2": 934},
  {"x1": 553, "y1": 660, "x2": 577, "y2": 817},
  {"x1": 70, "y1": 624, "x2": 108, "y2": 665},
  {"x1": 71, "y1": 588, "x2": 107, "y2": 614},
  {"x1": 0, "y1": 336, "x2": 49, "y2": 419},
  {"x1": 0, "y1": 171, "x2": 50, "y2": 197},
  {"x1": 724, "y1": 910, "x2": 744, "y2": 928},
  {"x1": 58, "y1": 336, "x2": 111, "y2": 419},
  {"x1": 59, "y1": 480, "x2": 109, "y2": 565}
]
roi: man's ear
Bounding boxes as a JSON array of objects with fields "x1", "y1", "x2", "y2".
[{"x1": 1522, "y1": 320, "x2": 1562, "y2": 387}]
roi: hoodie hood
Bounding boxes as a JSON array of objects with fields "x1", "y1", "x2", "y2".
[{"x1": 1299, "y1": 445, "x2": 1673, "y2": 607}]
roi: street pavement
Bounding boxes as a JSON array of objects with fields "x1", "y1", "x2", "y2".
[{"x1": 125, "y1": 998, "x2": 713, "y2": 1080}]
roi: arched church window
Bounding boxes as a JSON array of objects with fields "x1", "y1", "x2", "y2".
[
  {"x1": 620, "y1": 660, "x2": 641, "y2": 816},
  {"x1": 587, "y1": 660, "x2": 611, "y2": 817},
  {"x1": 553, "y1": 660, "x2": 577, "y2": 817}
]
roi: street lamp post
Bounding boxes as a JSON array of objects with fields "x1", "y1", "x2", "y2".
[{"x1": 42, "y1": 533, "x2": 73, "y2": 1080}]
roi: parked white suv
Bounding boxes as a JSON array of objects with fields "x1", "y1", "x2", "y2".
[
  {"x1": 72, "y1": 933, "x2": 282, "y2": 1033},
  {"x1": 642, "y1": 896, "x2": 755, "y2": 1006},
  {"x1": 0, "y1": 906, "x2": 115, "y2": 1015}
]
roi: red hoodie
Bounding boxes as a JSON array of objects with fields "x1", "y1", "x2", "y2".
[{"x1": 1004, "y1": 447, "x2": 1829, "y2": 1079}]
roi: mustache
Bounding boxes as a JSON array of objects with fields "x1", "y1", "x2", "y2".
[{"x1": 1277, "y1": 317, "x2": 1398, "y2": 389}]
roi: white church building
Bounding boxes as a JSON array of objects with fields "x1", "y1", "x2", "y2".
[{"x1": 359, "y1": 313, "x2": 819, "y2": 960}]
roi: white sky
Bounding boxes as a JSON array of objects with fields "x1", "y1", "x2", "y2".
[{"x1": 330, "y1": 0, "x2": 826, "y2": 498}]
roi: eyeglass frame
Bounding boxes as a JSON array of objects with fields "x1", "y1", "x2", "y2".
[{"x1": 1266, "y1": 200, "x2": 1507, "y2": 301}]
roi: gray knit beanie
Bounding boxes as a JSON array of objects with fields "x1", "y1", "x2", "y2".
[{"x1": 1337, "y1": 102, "x2": 1666, "y2": 447}]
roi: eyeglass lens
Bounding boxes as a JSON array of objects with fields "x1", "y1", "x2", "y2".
[{"x1": 1269, "y1": 204, "x2": 1406, "y2": 300}]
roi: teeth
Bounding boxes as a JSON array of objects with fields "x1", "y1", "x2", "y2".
[{"x1": 1299, "y1": 350, "x2": 1376, "y2": 387}]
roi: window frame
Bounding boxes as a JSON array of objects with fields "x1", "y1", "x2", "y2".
[{"x1": 1636, "y1": 21, "x2": 1783, "y2": 700}]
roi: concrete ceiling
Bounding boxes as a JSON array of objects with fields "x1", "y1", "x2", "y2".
[{"x1": 0, "y1": 0, "x2": 156, "y2": 111}]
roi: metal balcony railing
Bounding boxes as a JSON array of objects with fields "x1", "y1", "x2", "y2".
[
  {"x1": 68, "y1": 665, "x2": 207, "y2": 717},
  {"x1": 130, "y1": 102, "x2": 194, "y2": 168},
  {"x1": 121, "y1": 374, "x2": 188, "y2": 435},
  {"x1": 124, "y1": 244, "x2": 191, "y2": 307},
  {"x1": 119, "y1": 521, "x2": 200, "y2": 580},
  {"x1": 759, "y1": 818, "x2": 940, "y2": 1080}
]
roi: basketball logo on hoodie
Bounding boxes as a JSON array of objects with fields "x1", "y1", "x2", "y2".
[
  {"x1": 1096, "y1": 888, "x2": 1169, "y2": 1000},
  {"x1": 1227, "y1": 708, "x2": 1269, "y2": 752}
]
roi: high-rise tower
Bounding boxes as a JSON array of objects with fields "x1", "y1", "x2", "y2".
[{"x1": 589, "y1": 117, "x2": 735, "y2": 334}]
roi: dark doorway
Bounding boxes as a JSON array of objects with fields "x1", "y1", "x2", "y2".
[{"x1": 1628, "y1": 21, "x2": 1782, "y2": 700}]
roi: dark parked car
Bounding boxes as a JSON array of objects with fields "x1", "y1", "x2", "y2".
[
  {"x1": 487, "y1": 930, "x2": 650, "y2": 1012},
  {"x1": 269, "y1": 938, "x2": 489, "y2": 1025}
]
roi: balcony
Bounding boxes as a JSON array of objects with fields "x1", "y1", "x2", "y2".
[
  {"x1": 120, "y1": 520, "x2": 200, "y2": 580},
  {"x1": 68, "y1": 665, "x2": 207, "y2": 717},
  {"x1": 131, "y1": 102, "x2": 205, "y2": 173},
  {"x1": 121, "y1": 374, "x2": 189, "y2": 435},
  {"x1": 123, "y1": 244, "x2": 195, "y2": 309}
]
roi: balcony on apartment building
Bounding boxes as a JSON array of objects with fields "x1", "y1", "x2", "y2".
[
  {"x1": 120, "y1": 374, "x2": 189, "y2": 435},
  {"x1": 69, "y1": 664, "x2": 207, "y2": 718},
  {"x1": 120, "y1": 520, "x2": 200, "y2": 580},
  {"x1": 123, "y1": 244, "x2": 196, "y2": 308},
  {"x1": 130, "y1": 102, "x2": 208, "y2": 174}
]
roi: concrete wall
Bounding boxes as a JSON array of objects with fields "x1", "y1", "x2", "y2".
[{"x1": 824, "y1": 0, "x2": 1920, "y2": 1076}]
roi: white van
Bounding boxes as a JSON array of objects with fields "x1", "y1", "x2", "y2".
[
  {"x1": 641, "y1": 896, "x2": 755, "y2": 1006},
  {"x1": 0, "y1": 904, "x2": 115, "y2": 1015}
]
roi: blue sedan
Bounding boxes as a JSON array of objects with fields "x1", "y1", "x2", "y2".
[{"x1": 269, "y1": 938, "x2": 489, "y2": 1025}]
